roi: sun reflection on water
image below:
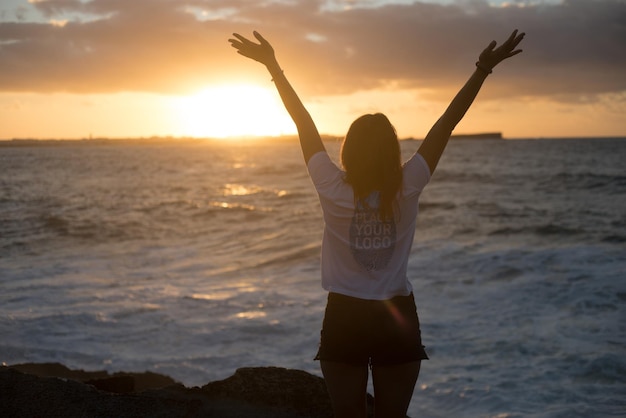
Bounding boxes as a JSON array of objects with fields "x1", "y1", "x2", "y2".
[
  {"x1": 223, "y1": 184, "x2": 259, "y2": 196},
  {"x1": 234, "y1": 311, "x2": 267, "y2": 319}
]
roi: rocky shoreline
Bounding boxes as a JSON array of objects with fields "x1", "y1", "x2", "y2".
[{"x1": 1, "y1": 363, "x2": 383, "y2": 417}]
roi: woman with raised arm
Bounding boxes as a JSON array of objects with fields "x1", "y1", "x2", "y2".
[{"x1": 229, "y1": 29, "x2": 524, "y2": 418}]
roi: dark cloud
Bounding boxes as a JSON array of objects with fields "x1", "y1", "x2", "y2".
[{"x1": 0, "y1": 0, "x2": 624, "y2": 101}]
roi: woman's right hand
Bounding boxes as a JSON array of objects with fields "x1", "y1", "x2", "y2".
[{"x1": 229, "y1": 31, "x2": 277, "y2": 67}]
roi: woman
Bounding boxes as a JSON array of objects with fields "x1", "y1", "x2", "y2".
[{"x1": 229, "y1": 29, "x2": 524, "y2": 418}]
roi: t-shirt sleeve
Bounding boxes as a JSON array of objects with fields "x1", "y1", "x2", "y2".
[
  {"x1": 402, "y1": 151, "x2": 432, "y2": 197},
  {"x1": 307, "y1": 151, "x2": 344, "y2": 197}
]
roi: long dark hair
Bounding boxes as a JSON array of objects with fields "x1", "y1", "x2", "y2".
[{"x1": 340, "y1": 113, "x2": 402, "y2": 221}]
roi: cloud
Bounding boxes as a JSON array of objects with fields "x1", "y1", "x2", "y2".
[{"x1": 0, "y1": 0, "x2": 624, "y2": 102}]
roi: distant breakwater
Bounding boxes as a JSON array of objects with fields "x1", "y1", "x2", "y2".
[{"x1": 450, "y1": 132, "x2": 502, "y2": 139}]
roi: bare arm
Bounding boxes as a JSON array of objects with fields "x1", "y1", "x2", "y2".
[
  {"x1": 229, "y1": 31, "x2": 325, "y2": 164},
  {"x1": 418, "y1": 30, "x2": 525, "y2": 174}
]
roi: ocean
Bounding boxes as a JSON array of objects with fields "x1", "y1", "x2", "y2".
[{"x1": 1, "y1": 137, "x2": 624, "y2": 417}]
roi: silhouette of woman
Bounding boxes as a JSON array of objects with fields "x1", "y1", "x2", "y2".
[{"x1": 229, "y1": 29, "x2": 524, "y2": 418}]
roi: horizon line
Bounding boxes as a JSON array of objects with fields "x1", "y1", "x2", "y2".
[{"x1": 1, "y1": 134, "x2": 626, "y2": 143}]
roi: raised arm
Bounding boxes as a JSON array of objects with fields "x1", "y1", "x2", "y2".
[
  {"x1": 418, "y1": 30, "x2": 525, "y2": 174},
  {"x1": 229, "y1": 31, "x2": 325, "y2": 163}
]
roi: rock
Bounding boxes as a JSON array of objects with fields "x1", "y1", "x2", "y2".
[
  {"x1": 0, "y1": 364, "x2": 336, "y2": 418},
  {"x1": 0, "y1": 367, "x2": 189, "y2": 418},
  {"x1": 201, "y1": 367, "x2": 334, "y2": 417},
  {"x1": 9, "y1": 362, "x2": 178, "y2": 392}
]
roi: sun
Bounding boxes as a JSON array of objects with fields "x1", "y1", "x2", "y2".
[{"x1": 173, "y1": 84, "x2": 296, "y2": 138}]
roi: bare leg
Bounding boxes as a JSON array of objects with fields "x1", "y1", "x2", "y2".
[
  {"x1": 371, "y1": 361, "x2": 421, "y2": 418},
  {"x1": 320, "y1": 360, "x2": 369, "y2": 418}
]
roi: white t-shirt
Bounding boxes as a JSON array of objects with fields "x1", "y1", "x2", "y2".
[{"x1": 307, "y1": 150, "x2": 431, "y2": 300}]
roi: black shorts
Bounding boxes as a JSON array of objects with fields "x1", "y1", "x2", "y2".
[{"x1": 315, "y1": 292, "x2": 428, "y2": 366}]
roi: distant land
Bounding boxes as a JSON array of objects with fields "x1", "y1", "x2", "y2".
[
  {"x1": 0, "y1": 137, "x2": 198, "y2": 147},
  {"x1": 401, "y1": 132, "x2": 503, "y2": 141},
  {"x1": 0, "y1": 135, "x2": 343, "y2": 147},
  {"x1": 450, "y1": 132, "x2": 503, "y2": 140}
]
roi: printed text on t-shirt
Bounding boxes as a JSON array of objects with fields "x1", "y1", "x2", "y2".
[{"x1": 349, "y1": 198, "x2": 396, "y2": 272}]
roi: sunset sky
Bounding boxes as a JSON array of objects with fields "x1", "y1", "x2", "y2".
[{"x1": 0, "y1": 0, "x2": 624, "y2": 139}]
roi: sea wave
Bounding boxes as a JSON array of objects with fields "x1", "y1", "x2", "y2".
[{"x1": 2, "y1": 138, "x2": 625, "y2": 418}]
